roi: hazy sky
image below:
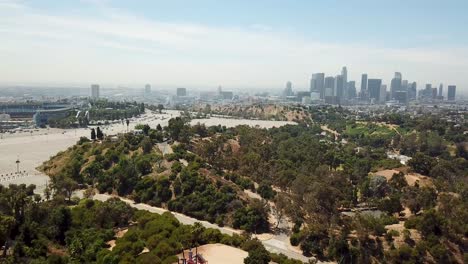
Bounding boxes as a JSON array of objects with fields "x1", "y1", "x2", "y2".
[{"x1": 1, "y1": 0, "x2": 467, "y2": 92}]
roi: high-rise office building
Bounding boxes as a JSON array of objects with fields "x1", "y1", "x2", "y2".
[
  {"x1": 334, "y1": 75, "x2": 345, "y2": 99},
  {"x1": 341, "y1": 66, "x2": 347, "y2": 85},
  {"x1": 91, "y1": 84, "x2": 100, "y2": 99},
  {"x1": 438, "y1": 84, "x2": 443, "y2": 97},
  {"x1": 347, "y1": 81, "x2": 356, "y2": 99},
  {"x1": 310, "y1": 73, "x2": 325, "y2": 98},
  {"x1": 380, "y1": 85, "x2": 387, "y2": 103},
  {"x1": 324, "y1": 76, "x2": 335, "y2": 103},
  {"x1": 341, "y1": 67, "x2": 348, "y2": 99},
  {"x1": 176, "y1": 87, "x2": 187, "y2": 97},
  {"x1": 360, "y1": 74, "x2": 368, "y2": 92},
  {"x1": 402, "y1": 80, "x2": 408, "y2": 91},
  {"x1": 145, "y1": 84, "x2": 151, "y2": 96},
  {"x1": 368, "y1": 79, "x2": 382, "y2": 103},
  {"x1": 360, "y1": 74, "x2": 368, "y2": 100},
  {"x1": 409, "y1": 82, "x2": 417, "y2": 100},
  {"x1": 390, "y1": 72, "x2": 402, "y2": 99},
  {"x1": 324, "y1": 77, "x2": 335, "y2": 90},
  {"x1": 447, "y1": 85, "x2": 456, "y2": 101},
  {"x1": 432, "y1": 88, "x2": 438, "y2": 99},
  {"x1": 283, "y1": 81, "x2": 293, "y2": 97}
]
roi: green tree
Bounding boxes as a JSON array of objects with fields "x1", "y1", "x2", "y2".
[
  {"x1": 244, "y1": 246, "x2": 271, "y2": 264},
  {"x1": 96, "y1": 127, "x2": 104, "y2": 140},
  {"x1": 91, "y1": 128, "x2": 96, "y2": 140},
  {"x1": 408, "y1": 153, "x2": 435, "y2": 175},
  {"x1": 141, "y1": 137, "x2": 153, "y2": 154}
]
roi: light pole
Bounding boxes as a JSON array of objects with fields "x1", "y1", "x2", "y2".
[{"x1": 16, "y1": 156, "x2": 20, "y2": 174}]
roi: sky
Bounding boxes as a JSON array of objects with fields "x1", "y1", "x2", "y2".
[{"x1": 1, "y1": 0, "x2": 468, "y2": 92}]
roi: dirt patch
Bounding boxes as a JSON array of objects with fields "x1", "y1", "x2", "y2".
[
  {"x1": 385, "y1": 222, "x2": 422, "y2": 249},
  {"x1": 371, "y1": 169, "x2": 434, "y2": 188},
  {"x1": 107, "y1": 228, "x2": 128, "y2": 251},
  {"x1": 176, "y1": 244, "x2": 248, "y2": 264}
]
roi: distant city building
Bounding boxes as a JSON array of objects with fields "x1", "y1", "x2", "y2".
[
  {"x1": 301, "y1": 96, "x2": 312, "y2": 105},
  {"x1": 347, "y1": 81, "x2": 356, "y2": 99},
  {"x1": 432, "y1": 88, "x2": 438, "y2": 99},
  {"x1": 283, "y1": 81, "x2": 294, "y2": 97},
  {"x1": 341, "y1": 67, "x2": 348, "y2": 98},
  {"x1": 310, "y1": 73, "x2": 325, "y2": 98},
  {"x1": 310, "y1": 91, "x2": 320, "y2": 100},
  {"x1": 176, "y1": 87, "x2": 187, "y2": 97},
  {"x1": 33, "y1": 107, "x2": 73, "y2": 127},
  {"x1": 91, "y1": 84, "x2": 100, "y2": 99},
  {"x1": 395, "y1": 90, "x2": 408, "y2": 104},
  {"x1": 145, "y1": 84, "x2": 151, "y2": 96},
  {"x1": 447, "y1": 85, "x2": 456, "y2": 101},
  {"x1": 296, "y1": 91, "x2": 311, "y2": 102},
  {"x1": 324, "y1": 76, "x2": 335, "y2": 96},
  {"x1": 360, "y1": 74, "x2": 368, "y2": 100},
  {"x1": 438, "y1": 84, "x2": 443, "y2": 97},
  {"x1": 324, "y1": 87, "x2": 334, "y2": 97},
  {"x1": 380, "y1": 84, "x2": 387, "y2": 103},
  {"x1": 368, "y1": 79, "x2": 382, "y2": 103},
  {"x1": 409, "y1": 82, "x2": 417, "y2": 100},
  {"x1": 334, "y1": 75, "x2": 345, "y2": 100},
  {"x1": 390, "y1": 72, "x2": 402, "y2": 99},
  {"x1": 220, "y1": 91, "x2": 233, "y2": 100},
  {"x1": 419, "y1": 84, "x2": 433, "y2": 100},
  {"x1": 402, "y1": 80, "x2": 408, "y2": 92},
  {"x1": 360, "y1": 74, "x2": 368, "y2": 92}
]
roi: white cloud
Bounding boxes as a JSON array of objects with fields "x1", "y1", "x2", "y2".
[{"x1": 0, "y1": 1, "x2": 467, "y2": 92}]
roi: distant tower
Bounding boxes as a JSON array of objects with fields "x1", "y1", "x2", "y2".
[
  {"x1": 360, "y1": 74, "x2": 368, "y2": 100},
  {"x1": 284, "y1": 81, "x2": 293, "y2": 97},
  {"x1": 310, "y1": 73, "x2": 325, "y2": 98},
  {"x1": 447, "y1": 85, "x2": 456, "y2": 101},
  {"x1": 341, "y1": 67, "x2": 348, "y2": 98},
  {"x1": 324, "y1": 76, "x2": 335, "y2": 97},
  {"x1": 91, "y1": 84, "x2": 100, "y2": 99},
  {"x1": 438, "y1": 84, "x2": 443, "y2": 97},
  {"x1": 380, "y1": 84, "x2": 387, "y2": 103},
  {"x1": 347, "y1": 81, "x2": 356, "y2": 99},
  {"x1": 334, "y1": 75, "x2": 345, "y2": 99},
  {"x1": 341, "y1": 66, "x2": 348, "y2": 84},
  {"x1": 176, "y1": 88, "x2": 187, "y2": 97},
  {"x1": 145, "y1": 84, "x2": 151, "y2": 96},
  {"x1": 390, "y1": 72, "x2": 402, "y2": 99},
  {"x1": 368, "y1": 79, "x2": 382, "y2": 103}
]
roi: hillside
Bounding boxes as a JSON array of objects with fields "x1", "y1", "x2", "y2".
[{"x1": 39, "y1": 108, "x2": 468, "y2": 263}]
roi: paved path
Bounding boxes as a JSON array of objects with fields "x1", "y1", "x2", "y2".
[{"x1": 88, "y1": 193, "x2": 317, "y2": 263}]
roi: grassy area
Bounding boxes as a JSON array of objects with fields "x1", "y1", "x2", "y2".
[{"x1": 344, "y1": 123, "x2": 396, "y2": 138}]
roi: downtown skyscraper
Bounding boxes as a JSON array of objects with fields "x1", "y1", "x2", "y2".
[
  {"x1": 448, "y1": 85, "x2": 456, "y2": 101},
  {"x1": 310, "y1": 73, "x2": 325, "y2": 99},
  {"x1": 360, "y1": 74, "x2": 368, "y2": 100}
]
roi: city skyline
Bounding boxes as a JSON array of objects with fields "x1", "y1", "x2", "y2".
[{"x1": 0, "y1": 0, "x2": 467, "y2": 93}]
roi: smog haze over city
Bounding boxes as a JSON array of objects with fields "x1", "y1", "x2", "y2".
[
  {"x1": 1, "y1": 0, "x2": 468, "y2": 94},
  {"x1": 1, "y1": 1, "x2": 468, "y2": 264}
]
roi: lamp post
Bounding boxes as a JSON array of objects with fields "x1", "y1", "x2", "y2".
[{"x1": 16, "y1": 157, "x2": 20, "y2": 173}]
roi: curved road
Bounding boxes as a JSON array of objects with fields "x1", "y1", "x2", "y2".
[{"x1": 89, "y1": 193, "x2": 319, "y2": 263}]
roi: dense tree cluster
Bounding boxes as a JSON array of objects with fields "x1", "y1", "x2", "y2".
[
  {"x1": 40, "y1": 105, "x2": 468, "y2": 263},
  {"x1": 0, "y1": 184, "x2": 301, "y2": 264}
]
